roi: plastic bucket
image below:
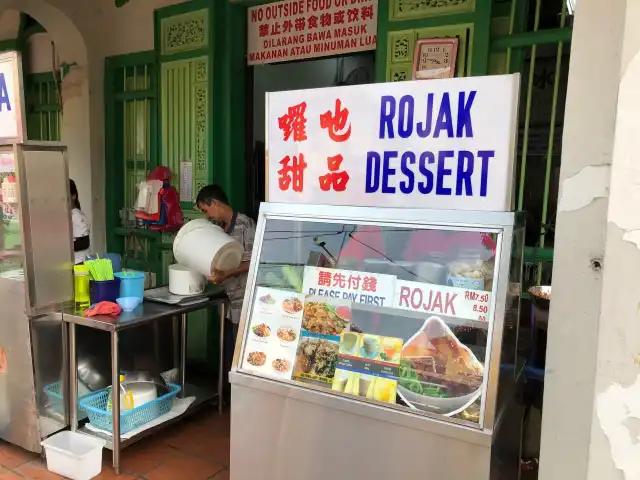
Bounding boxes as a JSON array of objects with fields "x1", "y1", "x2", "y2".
[
  {"x1": 173, "y1": 219, "x2": 243, "y2": 277},
  {"x1": 85, "y1": 253, "x2": 121, "y2": 273},
  {"x1": 90, "y1": 278, "x2": 121, "y2": 304},
  {"x1": 115, "y1": 271, "x2": 145, "y2": 301},
  {"x1": 41, "y1": 431, "x2": 105, "y2": 480}
]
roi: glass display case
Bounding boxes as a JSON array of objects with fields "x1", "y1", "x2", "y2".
[{"x1": 230, "y1": 203, "x2": 524, "y2": 480}]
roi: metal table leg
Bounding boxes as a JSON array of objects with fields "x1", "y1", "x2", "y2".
[
  {"x1": 173, "y1": 316, "x2": 179, "y2": 370},
  {"x1": 218, "y1": 303, "x2": 225, "y2": 414},
  {"x1": 180, "y1": 313, "x2": 187, "y2": 398},
  {"x1": 111, "y1": 331, "x2": 120, "y2": 475},
  {"x1": 69, "y1": 323, "x2": 78, "y2": 431}
]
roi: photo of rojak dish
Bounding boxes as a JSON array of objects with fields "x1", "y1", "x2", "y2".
[
  {"x1": 272, "y1": 358, "x2": 291, "y2": 373},
  {"x1": 294, "y1": 338, "x2": 339, "y2": 379},
  {"x1": 302, "y1": 302, "x2": 349, "y2": 335},
  {"x1": 277, "y1": 327, "x2": 297, "y2": 342},
  {"x1": 259, "y1": 293, "x2": 276, "y2": 305},
  {"x1": 282, "y1": 297, "x2": 303, "y2": 314},
  {"x1": 247, "y1": 351, "x2": 267, "y2": 367},
  {"x1": 251, "y1": 323, "x2": 271, "y2": 338},
  {"x1": 397, "y1": 316, "x2": 484, "y2": 416}
]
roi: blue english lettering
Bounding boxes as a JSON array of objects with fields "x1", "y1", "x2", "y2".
[
  {"x1": 0, "y1": 74, "x2": 12, "y2": 113},
  {"x1": 478, "y1": 150, "x2": 494, "y2": 196},
  {"x1": 382, "y1": 151, "x2": 397, "y2": 194},
  {"x1": 456, "y1": 91, "x2": 476, "y2": 137},
  {"x1": 456, "y1": 150, "x2": 474, "y2": 195},
  {"x1": 365, "y1": 151, "x2": 381, "y2": 193},
  {"x1": 399, "y1": 152, "x2": 416, "y2": 194},
  {"x1": 436, "y1": 151, "x2": 454, "y2": 195}
]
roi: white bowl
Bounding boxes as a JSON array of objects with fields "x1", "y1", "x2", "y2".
[{"x1": 397, "y1": 384, "x2": 481, "y2": 417}]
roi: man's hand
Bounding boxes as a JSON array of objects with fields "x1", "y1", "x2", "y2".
[{"x1": 208, "y1": 269, "x2": 229, "y2": 284}]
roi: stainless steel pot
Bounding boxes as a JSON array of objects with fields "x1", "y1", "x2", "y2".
[{"x1": 77, "y1": 356, "x2": 108, "y2": 391}]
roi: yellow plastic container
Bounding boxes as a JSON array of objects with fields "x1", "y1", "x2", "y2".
[{"x1": 73, "y1": 265, "x2": 91, "y2": 309}]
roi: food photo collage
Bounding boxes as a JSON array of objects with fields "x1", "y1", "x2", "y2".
[{"x1": 241, "y1": 286, "x2": 487, "y2": 424}]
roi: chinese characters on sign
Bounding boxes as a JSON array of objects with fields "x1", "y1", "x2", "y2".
[
  {"x1": 247, "y1": 0, "x2": 378, "y2": 65},
  {"x1": 277, "y1": 101, "x2": 309, "y2": 192},
  {"x1": 267, "y1": 75, "x2": 520, "y2": 211},
  {"x1": 319, "y1": 99, "x2": 351, "y2": 192},
  {"x1": 277, "y1": 98, "x2": 354, "y2": 194}
]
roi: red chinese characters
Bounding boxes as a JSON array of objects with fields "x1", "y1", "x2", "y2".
[
  {"x1": 278, "y1": 101, "x2": 308, "y2": 142},
  {"x1": 319, "y1": 99, "x2": 352, "y2": 192},
  {"x1": 347, "y1": 8, "x2": 359, "y2": 22},
  {"x1": 361, "y1": 5, "x2": 374, "y2": 20},
  {"x1": 319, "y1": 154, "x2": 349, "y2": 192},
  {"x1": 277, "y1": 102, "x2": 309, "y2": 193},
  {"x1": 278, "y1": 154, "x2": 307, "y2": 193},
  {"x1": 316, "y1": 271, "x2": 377, "y2": 294},
  {"x1": 320, "y1": 99, "x2": 352, "y2": 143},
  {"x1": 318, "y1": 270, "x2": 332, "y2": 287}
]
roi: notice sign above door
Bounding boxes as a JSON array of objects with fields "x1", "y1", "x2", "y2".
[{"x1": 247, "y1": 0, "x2": 378, "y2": 65}]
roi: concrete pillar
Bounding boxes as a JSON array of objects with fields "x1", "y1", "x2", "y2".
[{"x1": 540, "y1": 0, "x2": 640, "y2": 479}]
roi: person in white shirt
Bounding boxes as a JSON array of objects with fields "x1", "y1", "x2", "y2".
[{"x1": 70, "y1": 179, "x2": 91, "y2": 264}]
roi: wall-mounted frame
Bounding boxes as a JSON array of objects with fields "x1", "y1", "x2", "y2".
[{"x1": 412, "y1": 38, "x2": 459, "y2": 80}]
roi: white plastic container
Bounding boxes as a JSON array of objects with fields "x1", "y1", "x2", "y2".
[
  {"x1": 41, "y1": 431, "x2": 106, "y2": 480},
  {"x1": 173, "y1": 219, "x2": 243, "y2": 277},
  {"x1": 169, "y1": 264, "x2": 205, "y2": 295}
]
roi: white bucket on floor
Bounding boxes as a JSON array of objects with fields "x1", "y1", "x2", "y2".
[
  {"x1": 41, "y1": 431, "x2": 105, "y2": 480},
  {"x1": 173, "y1": 219, "x2": 243, "y2": 277}
]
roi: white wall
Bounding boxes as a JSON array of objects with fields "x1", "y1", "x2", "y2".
[
  {"x1": 24, "y1": 32, "x2": 58, "y2": 74},
  {"x1": 253, "y1": 53, "x2": 374, "y2": 143},
  {"x1": 539, "y1": 0, "x2": 640, "y2": 478}
]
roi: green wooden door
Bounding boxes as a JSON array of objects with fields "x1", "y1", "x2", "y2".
[{"x1": 157, "y1": 4, "x2": 213, "y2": 366}]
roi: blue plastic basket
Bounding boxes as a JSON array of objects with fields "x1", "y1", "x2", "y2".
[
  {"x1": 43, "y1": 381, "x2": 89, "y2": 419},
  {"x1": 79, "y1": 383, "x2": 181, "y2": 434}
]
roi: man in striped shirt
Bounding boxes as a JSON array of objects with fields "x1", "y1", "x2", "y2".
[{"x1": 196, "y1": 185, "x2": 256, "y2": 403}]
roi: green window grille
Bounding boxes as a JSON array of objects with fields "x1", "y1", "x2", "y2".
[
  {"x1": 104, "y1": 53, "x2": 158, "y2": 272},
  {"x1": 489, "y1": 0, "x2": 572, "y2": 286},
  {"x1": 24, "y1": 72, "x2": 62, "y2": 141}
]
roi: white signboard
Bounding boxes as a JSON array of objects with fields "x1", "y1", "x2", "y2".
[
  {"x1": 248, "y1": 0, "x2": 378, "y2": 65},
  {"x1": 267, "y1": 75, "x2": 520, "y2": 211},
  {"x1": 302, "y1": 266, "x2": 395, "y2": 307},
  {"x1": 0, "y1": 52, "x2": 24, "y2": 141}
]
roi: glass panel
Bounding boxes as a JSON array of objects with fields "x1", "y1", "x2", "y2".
[
  {"x1": 239, "y1": 217, "x2": 502, "y2": 427},
  {"x1": 0, "y1": 148, "x2": 23, "y2": 279}
]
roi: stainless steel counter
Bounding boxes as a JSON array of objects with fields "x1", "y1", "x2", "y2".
[
  {"x1": 60, "y1": 291, "x2": 227, "y2": 331},
  {"x1": 62, "y1": 290, "x2": 228, "y2": 475}
]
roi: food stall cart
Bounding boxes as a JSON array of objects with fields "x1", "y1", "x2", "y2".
[
  {"x1": 229, "y1": 75, "x2": 525, "y2": 479},
  {"x1": 0, "y1": 49, "x2": 74, "y2": 453},
  {"x1": 0, "y1": 140, "x2": 75, "y2": 452},
  {"x1": 63, "y1": 292, "x2": 227, "y2": 474}
]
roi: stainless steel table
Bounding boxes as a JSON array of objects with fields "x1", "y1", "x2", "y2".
[{"x1": 61, "y1": 291, "x2": 227, "y2": 474}]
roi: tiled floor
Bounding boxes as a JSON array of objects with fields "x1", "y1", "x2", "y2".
[{"x1": 0, "y1": 408, "x2": 230, "y2": 479}]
